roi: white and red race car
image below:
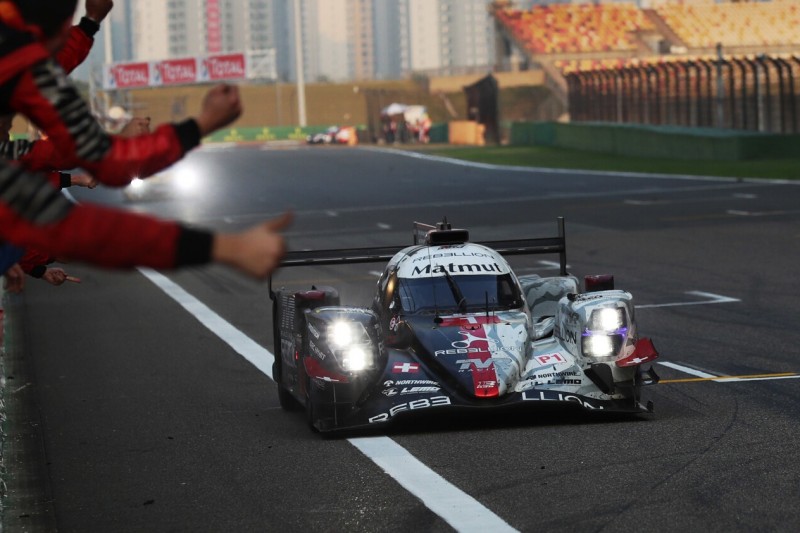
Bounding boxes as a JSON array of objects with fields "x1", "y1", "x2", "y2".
[{"x1": 270, "y1": 218, "x2": 660, "y2": 434}]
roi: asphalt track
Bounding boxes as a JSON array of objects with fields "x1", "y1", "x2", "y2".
[{"x1": 4, "y1": 144, "x2": 800, "y2": 532}]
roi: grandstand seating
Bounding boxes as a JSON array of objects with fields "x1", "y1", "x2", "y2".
[
  {"x1": 654, "y1": 0, "x2": 800, "y2": 49},
  {"x1": 495, "y1": 1, "x2": 799, "y2": 56},
  {"x1": 495, "y1": 3, "x2": 655, "y2": 54}
]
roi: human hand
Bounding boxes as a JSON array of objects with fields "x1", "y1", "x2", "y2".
[
  {"x1": 118, "y1": 116, "x2": 150, "y2": 137},
  {"x1": 70, "y1": 174, "x2": 98, "y2": 188},
  {"x1": 85, "y1": 0, "x2": 114, "y2": 23},
  {"x1": 212, "y1": 211, "x2": 293, "y2": 279},
  {"x1": 196, "y1": 84, "x2": 242, "y2": 137},
  {"x1": 3, "y1": 263, "x2": 24, "y2": 293},
  {"x1": 42, "y1": 267, "x2": 81, "y2": 286}
]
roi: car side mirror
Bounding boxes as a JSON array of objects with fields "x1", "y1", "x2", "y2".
[{"x1": 388, "y1": 320, "x2": 414, "y2": 350}]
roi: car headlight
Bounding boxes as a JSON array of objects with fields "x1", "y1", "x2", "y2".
[
  {"x1": 342, "y1": 345, "x2": 369, "y2": 371},
  {"x1": 327, "y1": 321, "x2": 375, "y2": 371},
  {"x1": 587, "y1": 307, "x2": 626, "y2": 332},
  {"x1": 582, "y1": 308, "x2": 627, "y2": 358},
  {"x1": 129, "y1": 177, "x2": 144, "y2": 189},
  {"x1": 328, "y1": 321, "x2": 356, "y2": 348},
  {"x1": 582, "y1": 334, "x2": 622, "y2": 358}
]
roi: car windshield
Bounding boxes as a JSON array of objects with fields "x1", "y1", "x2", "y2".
[{"x1": 397, "y1": 274, "x2": 523, "y2": 314}]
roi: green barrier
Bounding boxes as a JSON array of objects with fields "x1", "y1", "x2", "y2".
[
  {"x1": 203, "y1": 125, "x2": 366, "y2": 143},
  {"x1": 510, "y1": 121, "x2": 800, "y2": 161},
  {"x1": 428, "y1": 123, "x2": 449, "y2": 143}
]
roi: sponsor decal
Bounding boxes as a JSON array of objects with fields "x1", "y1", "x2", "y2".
[
  {"x1": 549, "y1": 379, "x2": 582, "y2": 385},
  {"x1": 435, "y1": 347, "x2": 486, "y2": 357},
  {"x1": 554, "y1": 325, "x2": 578, "y2": 345},
  {"x1": 435, "y1": 320, "x2": 506, "y2": 356},
  {"x1": 476, "y1": 380, "x2": 497, "y2": 389},
  {"x1": 392, "y1": 362, "x2": 420, "y2": 373},
  {"x1": 534, "y1": 370, "x2": 579, "y2": 379},
  {"x1": 455, "y1": 358, "x2": 495, "y2": 372},
  {"x1": 576, "y1": 294, "x2": 605, "y2": 302},
  {"x1": 534, "y1": 353, "x2": 566, "y2": 366},
  {"x1": 201, "y1": 53, "x2": 246, "y2": 81},
  {"x1": 368, "y1": 396, "x2": 451, "y2": 423},
  {"x1": 308, "y1": 340, "x2": 326, "y2": 360},
  {"x1": 412, "y1": 251, "x2": 493, "y2": 263},
  {"x1": 411, "y1": 262, "x2": 504, "y2": 276},
  {"x1": 382, "y1": 386, "x2": 441, "y2": 397},
  {"x1": 307, "y1": 323, "x2": 320, "y2": 339},
  {"x1": 107, "y1": 63, "x2": 150, "y2": 89},
  {"x1": 564, "y1": 310, "x2": 580, "y2": 324},
  {"x1": 155, "y1": 58, "x2": 197, "y2": 85},
  {"x1": 383, "y1": 380, "x2": 439, "y2": 387},
  {"x1": 522, "y1": 390, "x2": 604, "y2": 409}
]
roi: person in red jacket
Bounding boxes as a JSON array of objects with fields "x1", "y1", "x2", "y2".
[{"x1": 0, "y1": 0, "x2": 291, "y2": 282}]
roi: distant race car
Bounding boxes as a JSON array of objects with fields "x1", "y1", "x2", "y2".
[
  {"x1": 269, "y1": 218, "x2": 659, "y2": 434},
  {"x1": 305, "y1": 126, "x2": 339, "y2": 145},
  {"x1": 306, "y1": 126, "x2": 356, "y2": 145}
]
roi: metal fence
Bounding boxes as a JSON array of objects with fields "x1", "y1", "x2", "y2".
[{"x1": 565, "y1": 54, "x2": 800, "y2": 134}]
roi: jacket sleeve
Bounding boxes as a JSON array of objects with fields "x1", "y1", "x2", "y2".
[
  {"x1": 3, "y1": 140, "x2": 100, "y2": 188},
  {"x1": 18, "y1": 246, "x2": 52, "y2": 277},
  {"x1": 15, "y1": 138, "x2": 79, "y2": 173},
  {"x1": 8, "y1": 58, "x2": 202, "y2": 186},
  {"x1": 54, "y1": 19, "x2": 97, "y2": 75},
  {"x1": 0, "y1": 160, "x2": 213, "y2": 270}
]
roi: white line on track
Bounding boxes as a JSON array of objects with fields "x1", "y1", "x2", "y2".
[
  {"x1": 658, "y1": 361, "x2": 800, "y2": 383},
  {"x1": 138, "y1": 267, "x2": 517, "y2": 533},
  {"x1": 636, "y1": 291, "x2": 740, "y2": 309},
  {"x1": 349, "y1": 437, "x2": 517, "y2": 533},
  {"x1": 658, "y1": 361, "x2": 717, "y2": 379},
  {"x1": 139, "y1": 268, "x2": 275, "y2": 378},
  {"x1": 360, "y1": 146, "x2": 800, "y2": 185}
]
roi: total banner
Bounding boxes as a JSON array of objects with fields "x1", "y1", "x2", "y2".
[{"x1": 104, "y1": 53, "x2": 249, "y2": 90}]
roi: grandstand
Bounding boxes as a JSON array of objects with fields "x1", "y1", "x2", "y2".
[
  {"x1": 494, "y1": 0, "x2": 800, "y2": 58},
  {"x1": 654, "y1": 0, "x2": 800, "y2": 50},
  {"x1": 491, "y1": 0, "x2": 800, "y2": 132},
  {"x1": 495, "y1": 3, "x2": 656, "y2": 55}
]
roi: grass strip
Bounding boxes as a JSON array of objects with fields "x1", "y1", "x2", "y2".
[{"x1": 415, "y1": 145, "x2": 800, "y2": 180}]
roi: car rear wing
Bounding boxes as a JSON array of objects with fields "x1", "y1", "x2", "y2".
[{"x1": 269, "y1": 217, "x2": 568, "y2": 297}]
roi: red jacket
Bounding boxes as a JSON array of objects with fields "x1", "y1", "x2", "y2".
[
  {"x1": 56, "y1": 18, "x2": 96, "y2": 74},
  {"x1": 0, "y1": 2, "x2": 212, "y2": 270}
]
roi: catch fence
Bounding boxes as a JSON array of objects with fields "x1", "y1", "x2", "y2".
[{"x1": 565, "y1": 54, "x2": 800, "y2": 134}]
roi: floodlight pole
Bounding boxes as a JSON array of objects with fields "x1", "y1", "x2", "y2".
[{"x1": 293, "y1": 0, "x2": 307, "y2": 127}]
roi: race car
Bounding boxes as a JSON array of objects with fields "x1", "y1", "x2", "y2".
[
  {"x1": 306, "y1": 126, "x2": 358, "y2": 145},
  {"x1": 269, "y1": 218, "x2": 659, "y2": 434},
  {"x1": 305, "y1": 126, "x2": 339, "y2": 145},
  {"x1": 122, "y1": 163, "x2": 201, "y2": 202}
]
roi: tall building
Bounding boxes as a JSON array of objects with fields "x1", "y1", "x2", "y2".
[
  {"x1": 105, "y1": 0, "x2": 499, "y2": 82},
  {"x1": 373, "y1": 0, "x2": 496, "y2": 78},
  {"x1": 131, "y1": 0, "x2": 273, "y2": 60}
]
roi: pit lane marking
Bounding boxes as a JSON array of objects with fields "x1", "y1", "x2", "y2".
[
  {"x1": 139, "y1": 268, "x2": 517, "y2": 533},
  {"x1": 636, "y1": 291, "x2": 740, "y2": 309}
]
